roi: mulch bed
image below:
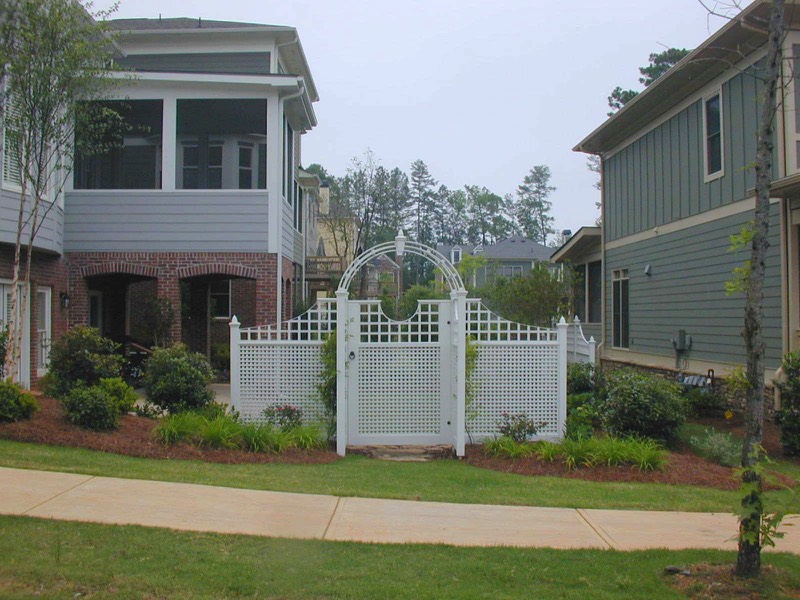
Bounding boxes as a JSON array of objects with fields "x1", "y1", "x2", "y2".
[
  {"x1": 666, "y1": 563, "x2": 796, "y2": 599},
  {"x1": 0, "y1": 395, "x2": 339, "y2": 465}
]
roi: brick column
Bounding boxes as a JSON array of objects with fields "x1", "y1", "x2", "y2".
[{"x1": 157, "y1": 275, "x2": 182, "y2": 344}]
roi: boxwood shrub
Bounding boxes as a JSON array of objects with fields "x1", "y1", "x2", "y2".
[
  {"x1": 43, "y1": 326, "x2": 124, "y2": 398},
  {"x1": 62, "y1": 385, "x2": 120, "y2": 431},
  {"x1": 0, "y1": 379, "x2": 38, "y2": 422},
  {"x1": 144, "y1": 344, "x2": 214, "y2": 413},
  {"x1": 597, "y1": 368, "x2": 687, "y2": 446}
]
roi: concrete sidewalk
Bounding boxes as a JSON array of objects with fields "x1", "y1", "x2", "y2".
[{"x1": 1, "y1": 466, "x2": 798, "y2": 553}]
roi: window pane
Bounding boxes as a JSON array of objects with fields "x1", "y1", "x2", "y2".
[
  {"x1": 239, "y1": 146, "x2": 252, "y2": 168},
  {"x1": 74, "y1": 100, "x2": 163, "y2": 190},
  {"x1": 238, "y1": 169, "x2": 252, "y2": 189},
  {"x1": 705, "y1": 95, "x2": 722, "y2": 175},
  {"x1": 176, "y1": 99, "x2": 267, "y2": 190},
  {"x1": 183, "y1": 146, "x2": 198, "y2": 167}
]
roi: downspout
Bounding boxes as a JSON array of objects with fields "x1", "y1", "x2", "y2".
[
  {"x1": 276, "y1": 78, "x2": 307, "y2": 328},
  {"x1": 599, "y1": 153, "x2": 606, "y2": 360}
]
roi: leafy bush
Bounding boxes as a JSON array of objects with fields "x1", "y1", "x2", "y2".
[
  {"x1": 0, "y1": 379, "x2": 38, "y2": 422},
  {"x1": 597, "y1": 369, "x2": 687, "y2": 445},
  {"x1": 62, "y1": 385, "x2": 120, "y2": 430},
  {"x1": 263, "y1": 404, "x2": 303, "y2": 431},
  {"x1": 484, "y1": 436, "x2": 536, "y2": 459},
  {"x1": 210, "y1": 343, "x2": 230, "y2": 374},
  {"x1": 776, "y1": 351, "x2": 800, "y2": 456},
  {"x1": 566, "y1": 392, "x2": 598, "y2": 440},
  {"x1": 476, "y1": 264, "x2": 570, "y2": 326},
  {"x1": 684, "y1": 387, "x2": 726, "y2": 417},
  {"x1": 43, "y1": 327, "x2": 124, "y2": 398},
  {"x1": 96, "y1": 377, "x2": 138, "y2": 415},
  {"x1": 688, "y1": 427, "x2": 742, "y2": 467},
  {"x1": 143, "y1": 344, "x2": 214, "y2": 413},
  {"x1": 496, "y1": 412, "x2": 544, "y2": 443},
  {"x1": 318, "y1": 332, "x2": 337, "y2": 439},
  {"x1": 567, "y1": 363, "x2": 596, "y2": 395}
]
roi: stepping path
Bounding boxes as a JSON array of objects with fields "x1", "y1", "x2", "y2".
[{"x1": 1, "y1": 466, "x2": 798, "y2": 553}]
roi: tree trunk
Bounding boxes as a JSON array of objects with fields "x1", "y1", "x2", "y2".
[
  {"x1": 4, "y1": 179, "x2": 29, "y2": 382},
  {"x1": 736, "y1": 0, "x2": 784, "y2": 579}
]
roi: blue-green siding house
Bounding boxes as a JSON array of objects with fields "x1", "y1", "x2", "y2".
[{"x1": 572, "y1": 0, "x2": 800, "y2": 382}]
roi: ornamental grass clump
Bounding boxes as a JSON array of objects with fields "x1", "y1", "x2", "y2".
[
  {"x1": 484, "y1": 435, "x2": 536, "y2": 459},
  {"x1": 534, "y1": 436, "x2": 667, "y2": 471}
]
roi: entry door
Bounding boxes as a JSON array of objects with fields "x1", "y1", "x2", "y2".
[{"x1": 346, "y1": 300, "x2": 454, "y2": 446}]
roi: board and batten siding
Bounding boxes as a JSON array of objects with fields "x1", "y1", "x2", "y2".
[
  {"x1": 63, "y1": 191, "x2": 268, "y2": 252},
  {"x1": 0, "y1": 189, "x2": 63, "y2": 254},
  {"x1": 604, "y1": 205, "x2": 783, "y2": 370},
  {"x1": 603, "y1": 65, "x2": 770, "y2": 243},
  {"x1": 116, "y1": 52, "x2": 271, "y2": 76}
]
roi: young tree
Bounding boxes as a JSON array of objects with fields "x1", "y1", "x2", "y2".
[
  {"x1": 733, "y1": 0, "x2": 785, "y2": 578},
  {"x1": 512, "y1": 165, "x2": 556, "y2": 244},
  {"x1": 1, "y1": 0, "x2": 119, "y2": 381}
]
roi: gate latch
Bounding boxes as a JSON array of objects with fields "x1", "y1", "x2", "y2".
[{"x1": 348, "y1": 351, "x2": 356, "y2": 360}]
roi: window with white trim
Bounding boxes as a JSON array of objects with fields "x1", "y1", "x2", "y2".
[
  {"x1": 451, "y1": 247, "x2": 462, "y2": 264},
  {"x1": 612, "y1": 269, "x2": 629, "y2": 348},
  {"x1": 704, "y1": 91, "x2": 723, "y2": 179}
]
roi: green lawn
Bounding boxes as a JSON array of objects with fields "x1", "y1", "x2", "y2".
[
  {"x1": 1, "y1": 438, "x2": 798, "y2": 513},
  {"x1": 1, "y1": 515, "x2": 799, "y2": 599}
]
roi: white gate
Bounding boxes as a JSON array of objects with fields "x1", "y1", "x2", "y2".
[
  {"x1": 345, "y1": 299, "x2": 454, "y2": 446},
  {"x1": 230, "y1": 233, "x2": 568, "y2": 458}
]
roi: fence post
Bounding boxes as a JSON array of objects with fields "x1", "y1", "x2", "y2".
[
  {"x1": 588, "y1": 336, "x2": 597, "y2": 364},
  {"x1": 453, "y1": 289, "x2": 468, "y2": 457},
  {"x1": 229, "y1": 316, "x2": 241, "y2": 413},
  {"x1": 556, "y1": 317, "x2": 568, "y2": 439},
  {"x1": 335, "y1": 289, "x2": 349, "y2": 456}
]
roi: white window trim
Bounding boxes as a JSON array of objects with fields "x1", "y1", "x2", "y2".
[
  {"x1": 612, "y1": 268, "x2": 629, "y2": 349},
  {"x1": 36, "y1": 287, "x2": 51, "y2": 377},
  {"x1": 703, "y1": 88, "x2": 725, "y2": 183},
  {"x1": 451, "y1": 247, "x2": 462, "y2": 264}
]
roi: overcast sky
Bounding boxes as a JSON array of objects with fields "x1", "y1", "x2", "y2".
[{"x1": 97, "y1": 0, "x2": 745, "y2": 238}]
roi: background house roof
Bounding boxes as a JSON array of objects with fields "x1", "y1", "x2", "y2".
[
  {"x1": 437, "y1": 237, "x2": 552, "y2": 261},
  {"x1": 109, "y1": 18, "x2": 278, "y2": 30}
]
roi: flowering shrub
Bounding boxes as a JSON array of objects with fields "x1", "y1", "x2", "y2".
[
  {"x1": 496, "y1": 412, "x2": 544, "y2": 443},
  {"x1": 262, "y1": 404, "x2": 303, "y2": 431}
]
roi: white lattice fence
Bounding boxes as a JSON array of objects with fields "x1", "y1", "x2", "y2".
[
  {"x1": 566, "y1": 316, "x2": 597, "y2": 364},
  {"x1": 466, "y1": 300, "x2": 565, "y2": 440},
  {"x1": 231, "y1": 299, "x2": 335, "y2": 423}
]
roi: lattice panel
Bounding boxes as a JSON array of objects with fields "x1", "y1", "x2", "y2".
[
  {"x1": 356, "y1": 347, "x2": 442, "y2": 434},
  {"x1": 356, "y1": 301, "x2": 440, "y2": 344},
  {"x1": 240, "y1": 299, "x2": 336, "y2": 341},
  {"x1": 469, "y1": 344, "x2": 560, "y2": 437},
  {"x1": 238, "y1": 343, "x2": 326, "y2": 423},
  {"x1": 465, "y1": 300, "x2": 557, "y2": 342}
]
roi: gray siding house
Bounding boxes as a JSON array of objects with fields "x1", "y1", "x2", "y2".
[
  {"x1": 437, "y1": 237, "x2": 553, "y2": 288},
  {"x1": 573, "y1": 0, "x2": 798, "y2": 380},
  {"x1": 0, "y1": 16, "x2": 322, "y2": 386}
]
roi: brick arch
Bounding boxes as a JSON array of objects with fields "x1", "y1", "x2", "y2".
[
  {"x1": 80, "y1": 262, "x2": 159, "y2": 279},
  {"x1": 175, "y1": 263, "x2": 257, "y2": 280}
]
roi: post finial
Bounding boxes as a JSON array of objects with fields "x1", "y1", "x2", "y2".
[{"x1": 395, "y1": 230, "x2": 407, "y2": 257}]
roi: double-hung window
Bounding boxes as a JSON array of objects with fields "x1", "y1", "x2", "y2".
[
  {"x1": 612, "y1": 269, "x2": 629, "y2": 348},
  {"x1": 704, "y1": 91, "x2": 723, "y2": 180}
]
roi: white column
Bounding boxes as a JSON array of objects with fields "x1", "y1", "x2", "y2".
[
  {"x1": 161, "y1": 96, "x2": 177, "y2": 191},
  {"x1": 229, "y1": 316, "x2": 241, "y2": 413},
  {"x1": 556, "y1": 317, "x2": 568, "y2": 439},
  {"x1": 453, "y1": 289, "x2": 468, "y2": 457},
  {"x1": 335, "y1": 289, "x2": 349, "y2": 456},
  {"x1": 589, "y1": 336, "x2": 597, "y2": 365}
]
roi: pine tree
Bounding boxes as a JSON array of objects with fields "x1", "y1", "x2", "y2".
[{"x1": 512, "y1": 166, "x2": 556, "y2": 244}]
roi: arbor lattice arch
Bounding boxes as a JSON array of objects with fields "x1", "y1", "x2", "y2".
[{"x1": 336, "y1": 234, "x2": 465, "y2": 295}]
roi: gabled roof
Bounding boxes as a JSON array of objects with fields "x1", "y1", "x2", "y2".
[
  {"x1": 574, "y1": 0, "x2": 794, "y2": 155},
  {"x1": 437, "y1": 237, "x2": 552, "y2": 261},
  {"x1": 550, "y1": 226, "x2": 601, "y2": 263}
]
